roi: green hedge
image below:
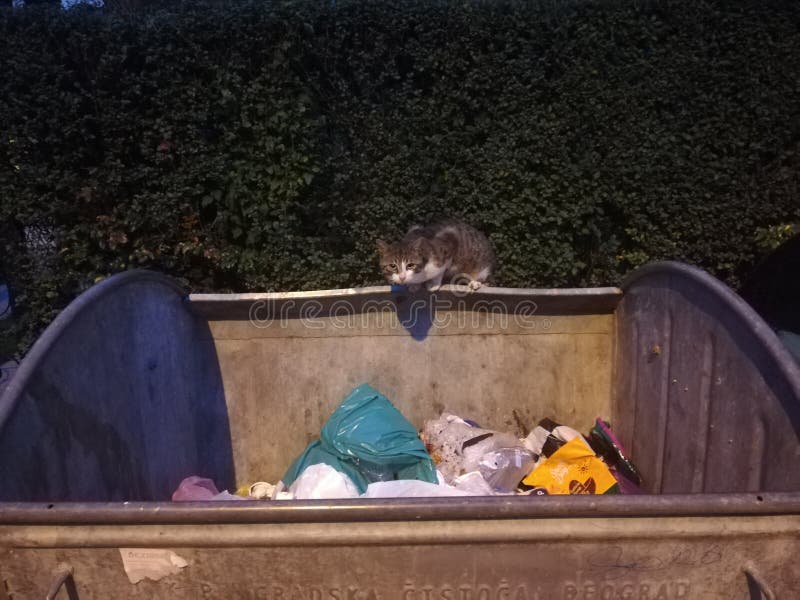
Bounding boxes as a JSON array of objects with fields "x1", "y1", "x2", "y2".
[{"x1": 1, "y1": 0, "x2": 800, "y2": 355}]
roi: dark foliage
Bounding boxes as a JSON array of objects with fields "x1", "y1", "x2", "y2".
[{"x1": 1, "y1": 0, "x2": 799, "y2": 354}]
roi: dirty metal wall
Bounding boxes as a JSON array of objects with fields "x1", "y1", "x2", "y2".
[
  {"x1": 614, "y1": 262, "x2": 800, "y2": 494},
  {"x1": 198, "y1": 288, "x2": 618, "y2": 486},
  {"x1": 0, "y1": 272, "x2": 235, "y2": 502}
]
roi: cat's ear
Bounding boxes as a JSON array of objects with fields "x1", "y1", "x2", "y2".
[{"x1": 376, "y1": 239, "x2": 389, "y2": 255}]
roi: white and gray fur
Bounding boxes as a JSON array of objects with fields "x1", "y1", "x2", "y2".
[{"x1": 377, "y1": 221, "x2": 495, "y2": 291}]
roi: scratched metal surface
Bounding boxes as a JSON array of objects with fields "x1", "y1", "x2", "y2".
[
  {"x1": 1, "y1": 515, "x2": 799, "y2": 598},
  {"x1": 0, "y1": 361, "x2": 17, "y2": 401},
  {"x1": 0, "y1": 271, "x2": 236, "y2": 502},
  {"x1": 613, "y1": 262, "x2": 800, "y2": 494}
]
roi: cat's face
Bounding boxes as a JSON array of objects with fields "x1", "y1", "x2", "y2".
[{"x1": 377, "y1": 239, "x2": 430, "y2": 285}]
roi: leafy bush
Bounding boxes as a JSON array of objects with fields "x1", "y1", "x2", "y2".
[{"x1": 1, "y1": 0, "x2": 799, "y2": 355}]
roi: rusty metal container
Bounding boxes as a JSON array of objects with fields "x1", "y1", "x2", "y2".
[{"x1": 1, "y1": 262, "x2": 798, "y2": 598}]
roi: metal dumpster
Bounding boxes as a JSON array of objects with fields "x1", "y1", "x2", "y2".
[{"x1": 0, "y1": 261, "x2": 798, "y2": 598}]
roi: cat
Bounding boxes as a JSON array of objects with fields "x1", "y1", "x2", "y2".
[{"x1": 377, "y1": 220, "x2": 495, "y2": 291}]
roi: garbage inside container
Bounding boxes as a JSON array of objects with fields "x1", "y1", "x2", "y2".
[
  {"x1": 522, "y1": 437, "x2": 619, "y2": 495},
  {"x1": 362, "y1": 478, "x2": 474, "y2": 498},
  {"x1": 171, "y1": 476, "x2": 246, "y2": 501},
  {"x1": 420, "y1": 412, "x2": 638, "y2": 497},
  {"x1": 587, "y1": 418, "x2": 643, "y2": 485},
  {"x1": 478, "y1": 447, "x2": 537, "y2": 492},
  {"x1": 286, "y1": 464, "x2": 360, "y2": 500},
  {"x1": 420, "y1": 413, "x2": 526, "y2": 483},
  {"x1": 256, "y1": 399, "x2": 646, "y2": 500},
  {"x1": 281, "y1": 384, "x2": 438, "y2": 493},
  {"x1": 172, "y1": 398, "x2": 645, "y2": 500},
  {"x1": 523, "y1": 418, "x2": 590, "y2": 459}
]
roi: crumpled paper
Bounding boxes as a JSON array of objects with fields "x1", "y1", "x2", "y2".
[{"x1": 119, "y1": 548, "x2": 189, "y2": 584}]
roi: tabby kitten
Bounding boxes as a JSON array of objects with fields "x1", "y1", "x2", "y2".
[{"x1": 377, "y1": 221, "x2": 495, "y2": 291}]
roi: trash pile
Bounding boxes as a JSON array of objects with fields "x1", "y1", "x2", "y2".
[{"x1": 172, "y1": 384, "x2": 643, "y2": 501}]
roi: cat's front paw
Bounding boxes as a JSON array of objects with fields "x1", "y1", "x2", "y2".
[
  {"x1": 407, "y1": 284, "x2": 422, "y2": 292},
  {"x1": 468, "y1": 280, "x2": 484, "y2": 291}
]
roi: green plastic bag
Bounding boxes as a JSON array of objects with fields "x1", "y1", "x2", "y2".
[{"x1": 282, "y1": 384, "x2": 437, "y2": 493}]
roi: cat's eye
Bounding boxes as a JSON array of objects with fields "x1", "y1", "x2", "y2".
[
  {"x1": 407, "y1": 263, "x2": 417, "y2": 270},
  {"x1": 389, "y1": 263, "x2": 398, "y2": 272}
]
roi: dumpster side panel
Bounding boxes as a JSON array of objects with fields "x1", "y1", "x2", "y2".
[
  {"x1": 614, "y1": 262, "x2": 800, "y2": 494},
  {"x1": 0, "y1": 272, "x2": 235, "y2": 502},
  {"x1": 1, "y1": 515, "x2": 798, "y2": 599}
]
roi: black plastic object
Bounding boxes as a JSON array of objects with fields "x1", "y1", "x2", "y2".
[
  {"x1": 740, "y1": 233, "x2": 800, "y2": 334},
  {"x1": 588, "y1": 419, "x2": 642, "y2": 485}
]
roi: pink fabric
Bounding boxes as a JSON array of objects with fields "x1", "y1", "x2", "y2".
[{"x1": 171, "y1": 476, "x2": 222, "y2": 501}]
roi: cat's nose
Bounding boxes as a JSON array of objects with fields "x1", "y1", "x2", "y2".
[{"x1": 398, "y1": 274, "x2": 406, "y2": 282}]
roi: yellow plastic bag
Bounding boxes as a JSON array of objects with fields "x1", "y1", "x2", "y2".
[{"x1": 522, "y1": 437, "x2": 618, "y2": 495}]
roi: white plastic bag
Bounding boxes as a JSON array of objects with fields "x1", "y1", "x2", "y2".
[
  {"x1": 451, "y1": 471, "x2": 498, "y2": 495},
  {"x1": 523, "y1": 423, "x2": 592, "y2": 456},
  {"x1": 362, "y1": 479, "x2": 473, "y2": 498},
  {"x1": 421, "y1": 413, "x2": 522, "y2": 483},
  {"x1": 287, "y1": 464, "x2": 360, "y2": 500},
  {"x1": 479, "y1": 447, "x2": 536, "y2": 492}
]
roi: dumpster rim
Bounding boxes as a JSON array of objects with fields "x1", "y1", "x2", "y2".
[{"x1": 1, "y1": 493, "x2": 798, "y2": 526}]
